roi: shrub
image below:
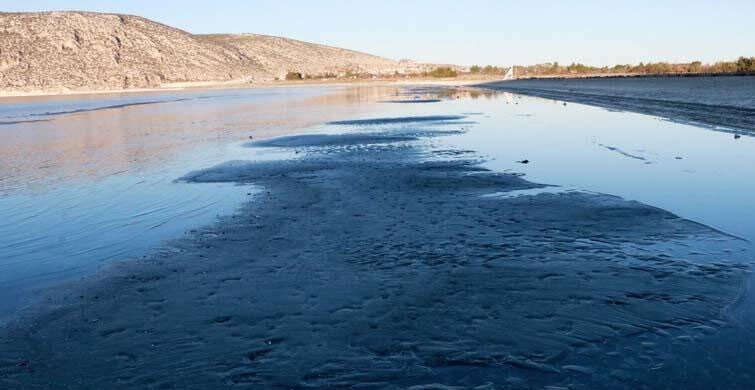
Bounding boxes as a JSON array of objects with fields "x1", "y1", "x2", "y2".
[
  {"x1": 428, "y1": 67, "x2": 458, "y2": 78},
  {"x1": 737, "y1": 57, "x2": 755, "y2": 73},
  {"x1": 285, "y1": 72, "x2": 303, "y2": 80}
]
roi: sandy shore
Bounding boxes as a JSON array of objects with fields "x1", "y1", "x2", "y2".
[
  {"x1": 0, "y1": 77, "x2": 500, "y2": 99},
  {"x1": 0, "y1": 112, "x2": 749, "y2": 389}
]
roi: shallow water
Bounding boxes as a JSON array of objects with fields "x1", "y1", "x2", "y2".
[
  {"x1": 0, "y1": 85, "x2": 396, "y2": 320},
  {"x1": 2, "y1": 81, "x2": 755, "y2": 388},
  {"x1": 354, "y1": 90, "x2": 755, "y2": 245},
  {"x1": 298, "y1": 88, "x2": 755, "y2": 387},
  {"x1": 458, "y1": 93, "x2": 755, "y2": 244}
]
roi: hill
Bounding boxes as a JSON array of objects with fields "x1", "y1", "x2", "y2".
[
  {"x1": 196, "y1": 34, "x2": 406, "y2": 80},
  {"x1": 0, "y1": 11, "x2": 429, "y2": 94}
]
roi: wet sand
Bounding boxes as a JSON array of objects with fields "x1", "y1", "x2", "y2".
[
  {"x1": 0, "y1": 115, "x2": 749, "y2": 389},
  {"x1": 481, "y1": 76, "x2": 755, "y2": 135}
]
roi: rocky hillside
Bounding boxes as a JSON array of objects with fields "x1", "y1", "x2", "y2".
[
  {"x1": 0, "y1": 11, "x2": 426, "y2": 94},
  {"x1": 196, "y1": 34, "x2": 407, "y2": 80}
]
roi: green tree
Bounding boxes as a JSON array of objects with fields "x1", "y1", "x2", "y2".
[
  {"x1": 737, "y1": 57, "x2": 755, "y2": 72},
  {"x1": 428, "y1": 67, "x2": 458, "y2": 78}
]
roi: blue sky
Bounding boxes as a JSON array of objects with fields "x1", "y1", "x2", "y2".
[{"x1": 4, "y1": 0, "x2": 754, "y2": 66}]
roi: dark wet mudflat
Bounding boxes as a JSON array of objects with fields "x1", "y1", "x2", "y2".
[
  {"x1": 482, "y1": 76, "x2": 755, "y2": 135},
  {"x1": 380, "y1": 99, "x2": 443, "y2": 104},
  {"x1": 1, "y1": 113, "x2": 752, "y2": 389}
]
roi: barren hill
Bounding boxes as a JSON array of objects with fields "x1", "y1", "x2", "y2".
[
  {"x1": 196, "y1": 34, "x2": 406, "y2": 79},
  {"x1": 0, "y1": 11, "x2": 426, "y2": 94}
]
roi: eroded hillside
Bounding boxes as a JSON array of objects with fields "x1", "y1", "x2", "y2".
[{"x1": 0, "y1": 11, "x2": 429, "y2": 94}]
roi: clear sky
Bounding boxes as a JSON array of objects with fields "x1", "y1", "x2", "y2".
[{"x1": 4, "y1": 0, "x2": 754, "y2": 67}]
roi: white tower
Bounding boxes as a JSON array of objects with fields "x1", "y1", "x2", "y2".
[{"x1": 503, "y1": 67, "x2": 515, "y2": 80}]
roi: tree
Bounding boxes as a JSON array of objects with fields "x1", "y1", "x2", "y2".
[
  {"x1": 428, "y1": 67, "x2": 458, "y2": 78},
  {"x1": 737, "y1": 57, "x2": 755, "y2": 72}
]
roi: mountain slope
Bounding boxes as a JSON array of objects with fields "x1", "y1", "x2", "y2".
[
  {"x1": 0, "y1": 11, "x2": 419, "y2": 94},
  {"x1": 196, "y1": 33, "x2": 404, "y2": 79}
]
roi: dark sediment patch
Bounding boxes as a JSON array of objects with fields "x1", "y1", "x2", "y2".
[
  {"x1": 379, "y1": 99, "x2": 443, "y2": 104},
  {"x1": 0, "y1": 118, "x2": 53, "y2": 126},
  {"x1": 246, "y1": 130, "x2": 467, "y2": 149},
  {"x1": 249, "y1": 133, "x2": 418, "y2": 148},
  {"x1": 598, "y1": 143, "x2": 647, "y2": 161},
  {"x1": 28, "y1": 98, "x2": 195, "y2": 118},
  {"x1": 0, "y1": 96, "x2": 217, "y2": 126},
  {"x1": 328, "y1": 115, "x2": 465, "y2": 126},
  {"x1": 0, "y1": 116, "x2": 750, "y2": 389}
]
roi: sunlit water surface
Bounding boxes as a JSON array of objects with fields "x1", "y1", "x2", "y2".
[
  {"x1": 0, "y1": 85, "x2": 396, "y2": 320},
  {"x1": 2, "y1": 85, "x2": 754, "y2": 327},
  {"x1": 2, "y1": 83, "x2": 755, "y2": 387}
]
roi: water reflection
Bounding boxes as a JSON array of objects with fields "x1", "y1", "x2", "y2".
[
  {"x1": 360, "y1": 90, "x2": 755, "y2": 244},
  {"x1": 0, "y1": 86, "x2": 398, "y2": 195},
  {"x1": 0, "y1": 85, "x2": 402, "y2": 320}
]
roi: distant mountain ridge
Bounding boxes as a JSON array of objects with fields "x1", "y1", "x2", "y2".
[{"x1": 0, "y1": 11, "x2": 433, "y2": 94}]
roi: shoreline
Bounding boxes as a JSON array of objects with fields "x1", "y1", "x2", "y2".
[
  {"x1": 0, "y1": 77, "x2": 501, "y2": 99},
  {"x1": 477, "y1": 76, "x2": 755, "y2": 135},
  {"x1": 511, "y1": 71, "x2": 755, "y2": 81}
]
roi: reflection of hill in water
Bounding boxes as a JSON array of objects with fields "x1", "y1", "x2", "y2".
[{"x1": 0, "y1": 86, "x2": 398, "y2": 195}]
